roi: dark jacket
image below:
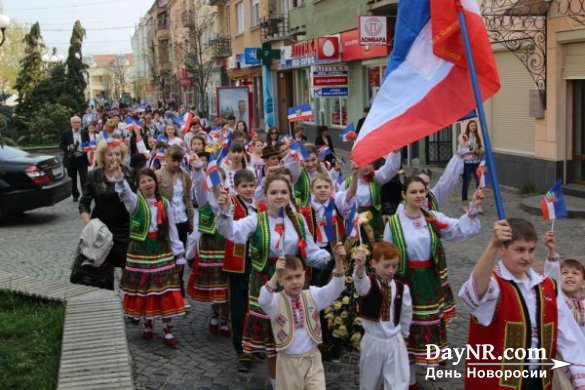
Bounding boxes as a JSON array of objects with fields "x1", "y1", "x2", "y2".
[
  {"x1": 129, "y1": 134, "x2": 151, "y2": 169},
  {"x1": 79, "y1": 166, "x2": 134, "y2": 268},
  {"x1": 60, "y1": 129, "x2": 90, "y2": 167}
]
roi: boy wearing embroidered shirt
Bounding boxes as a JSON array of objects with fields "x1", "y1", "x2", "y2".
[
  {"x1": 459, "y1": 219, "x2": 585, "y2": 390},
  {"x1": 258, "y1": 244, "x2": 347, "y2": 390},
  {"x1": 353, "y1": 242, "x2": 412, "y2": 390}
]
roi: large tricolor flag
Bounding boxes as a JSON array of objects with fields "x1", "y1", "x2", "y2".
[
  {"x1": 176, "y1": 112, "x2": 193, "y2": 136},
  {"x1": 540, "y1": 180, "x2": 568, "y2": 221},
  {"x1": 351, "y1": 0, "x2": 500, "y2": 166},
  {"x1": 287, "y1": 104, "x2": 313, "y2": 123}
]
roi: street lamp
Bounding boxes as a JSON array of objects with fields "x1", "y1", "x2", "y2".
[{"x1": 0, "y1": 11, "x2": 9, "y2": 48}]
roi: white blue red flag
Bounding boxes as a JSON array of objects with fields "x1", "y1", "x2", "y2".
[
  {"x1": 82, "y1": 140, "x2": 97, "y2": 152},
  {"x1": 175, "y1": 112, "x2": 193, "y2": 136},
  {"x1": 215, "y1": 131, "x2": 233, "y2": 163},
  {"x1": 281, "y1": 135, "x2": 292, "y2": 145},
  {"x1": 287, "y1": 104, "x2": 313, "y2": 123},
  {"x1": 351, "y1": 0, "x2": 500, "y2": 166},
  {"x1": 344, "y1": 203, "x2": 360, "y2": 240},
  {"x1": 317, "y1": 145, "x2": 333, "y2": 159},
  {"x1": 540, "y1": 180, "x2": 568, "y2": 221},
  {"x1": 339, "y1": 122, "x2": 357, "y2": 142},
  {"x1": 290, "y1": 141, "x2": 310, "y2": 161},
  {"x1": 125, "y1": 117, "x2": 142, "y2": 132},
  {"x1": 204, "y1": 155, "x2": 222, "y2": 191}
]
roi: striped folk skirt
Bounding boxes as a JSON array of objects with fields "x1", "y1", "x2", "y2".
[
  {"x1": 187, "y1": 232, "x2": 228, "y2": 303},
  {"x1": 242, "y1": 257, "x2": 278, "y2": 357},
  {"x1": 121, "y1": 233, "x2": 185, "y2": 319},
  {"x1": 398, "y1": 259, "x2": 456, "y2": 366}
]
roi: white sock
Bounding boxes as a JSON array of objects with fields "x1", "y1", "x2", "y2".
[
  {"x1": 409, "y1": 364, "x2": 417, "y2": 385},
  {"x1": 270, "y1": 378, "x2": 276, "y2": 389}
]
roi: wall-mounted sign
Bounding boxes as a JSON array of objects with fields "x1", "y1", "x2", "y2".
[
  {"x1": 359, "y1": 16, "x2": 388, "y2": 46},
  {"x1": 280, "y1": 37, "x2": 340, "y2": 69},
  {"x1": 311, "y1": 65, "x2": 349, "y2": 98},
  {"x1": 242, "y1": 48, "x2": 261, "y2": 67}
]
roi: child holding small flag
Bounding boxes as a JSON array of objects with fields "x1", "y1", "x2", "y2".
[
  {"x1": 186, "y1": 152, "x2": 231, "y2": 336},
  {"x1": 215, "y1": 174, "x2": 333, "y2": 389},
  {"x1": 221, "y1": 140, "x2": 256, "y2": 196}
]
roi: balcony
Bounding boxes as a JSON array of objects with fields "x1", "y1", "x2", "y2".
[
  {"x1": 208, "y1": 0, "x2": 227, "y2": 5},
  {"x1": 366, "y1": 0, "x2": 398, "y2": 15},
  {"x1": 208, "y1": 36, "x2": 231, "y2": 59},
  {"x1": 260, "y1": 15, "x2": 292, "y2": 42}
]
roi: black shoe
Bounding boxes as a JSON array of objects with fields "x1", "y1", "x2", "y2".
[{"x1": 238, "y1": 358, "x2": 252, "y2": 373}]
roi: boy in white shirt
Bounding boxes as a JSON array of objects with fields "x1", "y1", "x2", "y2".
[
  {"x1": 459, "y1": 218, "x2": 585, "y2": 389},
  {"x1": 258, "y1": 244, "x2": 346, "y2": 390},
  {"x1": 353, "y1": 242, "x2": 412, "y2": 390}
]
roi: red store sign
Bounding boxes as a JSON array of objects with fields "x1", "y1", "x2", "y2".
[
  {"x1": 340, "y1": 28, "x2": 391, "y2": 62},
  {"x1": 291, "y1": 37, "x2": 340, "y2": 61}
]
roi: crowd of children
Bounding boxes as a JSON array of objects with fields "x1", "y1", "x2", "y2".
[{"x1": 76, "y1": 106, "x2": 585, "y2": 390}]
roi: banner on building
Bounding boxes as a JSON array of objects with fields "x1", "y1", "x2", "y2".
[
  {"x1": 311, "y1": 65, "x2": 349, "y2": 98},
  {"x1": 359, "y1": 16, "x2": 388, "y2": 46}
]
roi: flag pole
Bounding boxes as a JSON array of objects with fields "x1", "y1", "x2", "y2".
[{"x1": 456, "y1": 7, "x2": 506, "y2": 220}]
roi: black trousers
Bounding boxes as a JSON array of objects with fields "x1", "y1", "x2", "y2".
[
  {"x1": 67, "y1": 156, "x2": 88, "y2": 199},
  {"x1": 176, "y1": 221, "x2": 189, "y2": 297},
  {"x1": 228, "y1": 271, "x2": 249, "y2": 356}
]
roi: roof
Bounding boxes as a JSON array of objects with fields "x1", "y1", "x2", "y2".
[{"x1": 90, "y1": 54, "x2": 134, "y2": 68}]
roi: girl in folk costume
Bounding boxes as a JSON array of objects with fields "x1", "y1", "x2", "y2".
[
  {"x1": 340, "y1": 152, "x2": 402, "y2": 241},
  {"x1": 114, "y1": 168, "x2": 186, "y2": 347},
  {"x1": 382, "y1": 176, "x2": 483, "y2": 388},
  {"x1": 215, "y1": 175, "x2": 332, "y2": 389},
  {"x1": 221, "y1": 140, "x2": 256, "y2": 196},
  {"x1": 186, "y1": 152, "x2": 231, "y2": 336}
]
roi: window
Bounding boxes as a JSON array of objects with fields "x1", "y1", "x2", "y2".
[
  {"x1": 236, "y1": 2, "x2": 245, "y2": 34},
  {"x1": 251, "y1": 0, "x2": 260, "y2": 28},
  {"x1": 329, "y1": 97, "x2": 348, "y2": 127},
  {"x1": 291, "y1": 0, "x2": 305, "y2": 8},
  {"x1": 367, "y1": 65, "x2": 386, "y2": 106}
]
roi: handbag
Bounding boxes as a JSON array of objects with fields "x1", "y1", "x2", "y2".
[{"x1": 70, "y1": 243, "x2": 114, "y2": 290}]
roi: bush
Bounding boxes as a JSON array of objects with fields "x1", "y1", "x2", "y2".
[{"x1": 24, "y1": 103, "x2": 74, "y2": 145}]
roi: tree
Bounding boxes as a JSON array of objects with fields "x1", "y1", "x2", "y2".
[
  {"x1": 183, "y1": 7, "x2": 216, "y2": 113},
  {"x1": 64, "y1": 20, "x2": 88, "y2": 111},
  {"x1": 0, "y1": 22, "x2": 27, "y2": 96},
  {"x1": 109, "y1": 55, "x2": 128, "y2": 104},
  {"x1": 14, "y1": 22, "x2": 46, "y2": 118}
]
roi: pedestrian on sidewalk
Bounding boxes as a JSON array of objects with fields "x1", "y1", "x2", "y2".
[{"x1": 460, "y1": 120, "x2": 484, "y2": 212}]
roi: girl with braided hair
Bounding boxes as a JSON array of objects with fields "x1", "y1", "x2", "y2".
[
  {"x1": 215, "y1": 174, "x2": 332, "y2": 389},
  {"x1": 114, "y1": 168, "x2": 186, "y2": 347}
]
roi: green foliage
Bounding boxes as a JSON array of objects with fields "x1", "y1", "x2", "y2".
[
  {"x1": 0, "y1": 22, "x2": 27, "y2": 94},
  {"x1": 57, "y1": 94, "x2": 80, "y2": 114},
  {"x1": 14, "y1": 23, "x2": 47, "y2": 118},
  {"x1": 0, "y1": 291, "x2": 64, "y2": 390},
  {"x1": 64, "y1": 21, "x2": 88, "y2": 110},
  {"x1": 25, "y1": 103, "x2": 74, "y2": 145}
]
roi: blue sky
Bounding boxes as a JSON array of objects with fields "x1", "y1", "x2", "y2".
[{"x1": 2, "y1": 0, "x2": 150, "y2": 56}]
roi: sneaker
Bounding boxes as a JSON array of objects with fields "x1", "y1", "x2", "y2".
[
  {"x1": 237, "y1": 357, "x2": 253, "y2": 373},
  {"x1": 209, "y1": 313, "x2": 219, "y2": 335},
  {"x1": 163, "y1": 324, "x2": 178, "y2": 347},
  {"x1": 220, "y1": 318, "x2": 231, "y2": 337},
  {"x1": 142, "y1": 320, "x2": 154, "y2": 341},
  {"x1": 183, "y1": 298, "x2": 191, "y2": 310}
]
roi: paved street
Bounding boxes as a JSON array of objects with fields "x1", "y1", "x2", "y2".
[{"x1": 1, "y1": 171, "x2": 583, "y2": 389}]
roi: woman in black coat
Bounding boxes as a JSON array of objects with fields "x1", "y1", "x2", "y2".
[
  {"x1": 128, "y1": 125, "x2": 151, "y2": 171},
  {"x1": 79, "y1": 140, "x2": 134, "y2": 289},
  {"x1": 314, "y1": 125, "x2": 336, "y2": 164}
]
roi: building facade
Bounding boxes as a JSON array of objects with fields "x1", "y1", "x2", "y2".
[{"x1": 84, "y1": 54, "x2": 134, "y2": 107}]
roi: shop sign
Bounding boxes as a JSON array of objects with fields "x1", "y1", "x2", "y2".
[
  {"x1": 242, "y1": 48, "x2": 261, "y2": 67},
  {"x1": 280, "y1": 37, "x2": 340, "y2": 69},
  {"x1": 311, "y1": 65, "x2": 349, "y2": 98},
  {"x1": 341, "y1": 29, "x2": 390, "y2": 62},
  {"x1": 359, "y1": 16, "x2": 388, "y2": 46}
]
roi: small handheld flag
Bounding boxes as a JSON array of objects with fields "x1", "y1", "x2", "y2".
[
  {"x1": 287, "y1": 104, "x2": 312, "y2": 123},
  {"x1": 274, "y1": 208, "x2": 285, "y2": 252},
  {"x1": 175, "y1": 112, "x2": 193, "y2": 136},
  {"x1": 290, "y1": 141, "x2": 310, "y2": 161},
  {"x1": 205, "y1": 155, "x2": 222, "y2": 191},
  {"x1": 339, "y1": 122, "x2": 357, "y2": 142},
  {"x1": 476, "y1": 159, "x2": 491, "y2": 188},
  {"x1": 317, "y1": 145, "x2": 333, "y2": 159},
  {"x1": 345, "y1": 203, "x2": 360, "y2": 241},
  {"x1": 540, "y1": 180, "x2": 568, "y2": 222},
  {"x1": 216, "y1": 131, "x2": 233, "y2": 163},
  {"x1": 125, "y1": 117, "x2": 142, "y2": 132}
]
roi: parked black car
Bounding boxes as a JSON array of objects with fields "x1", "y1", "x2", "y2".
[{"x1": 0, "y1": 145, "x2": 71, "y2": 219}]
